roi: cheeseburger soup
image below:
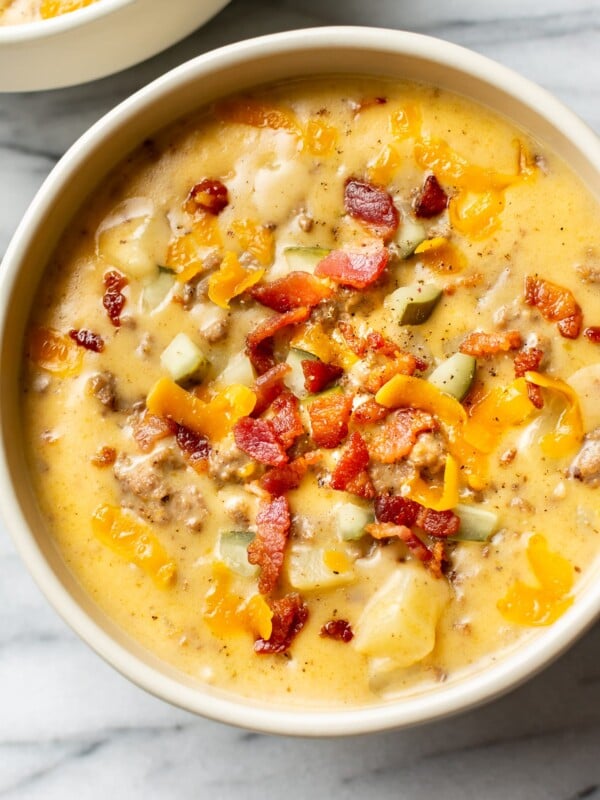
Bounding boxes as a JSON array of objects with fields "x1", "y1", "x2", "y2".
[
  {"x1": 23, "y1": 77, "x2": 600, "y2": 706},
  {"x1": 0, "y1": 0, "x2": 97, "y2": 25}
]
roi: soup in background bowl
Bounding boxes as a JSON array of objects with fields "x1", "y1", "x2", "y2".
[
  {"x1": 1, "y1": 28, "x2": 600, "y2": 736},
  {"x1": 0, "y1": 0, "x2": 230, "y2": 91},
  {"x1": 0, "y1": 0, "x2": 99, "y2": 26}
]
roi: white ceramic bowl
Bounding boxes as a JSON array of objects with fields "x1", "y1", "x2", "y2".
[
  {"x1": 0, "y1": 0, "x2": 230, "y2": 91},
  {"x1": 1, "y1": 27, "x2": 600, "y2": 736}
]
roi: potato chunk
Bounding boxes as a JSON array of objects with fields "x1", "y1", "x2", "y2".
[
  {"x1": 353, "y1": 563, "x2": 449, "y2": 669},
  {"x1": 97, "y1": 198, "x2": 171, "y2": 280}
]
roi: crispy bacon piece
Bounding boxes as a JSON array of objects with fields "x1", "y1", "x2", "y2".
[
  {"x1": 330, "y1": 431, "x2": 374, "y2": 499},
  {"x1": 260, "y1": 452, "x2": 320, "y2": 495},
  {"x1": 233, "y1": 417, "x2": 288, "y2": 467},
  {"x1": 248, "y1": 496, "x2": 291, "y2": 595},
  {"x1": 68, "y1": 328, "x2": 104, "y2": 352},
  {"x1": 363, "y1": 355, "x2": 422, "y2": 394},
  {"x1": 260, "y1": 459, "x2": 307, "y2": 495},
  {"x1": 351, "y1": 397, "x2": 391, "y2": 425},
  {"x1": 90, "y1": 446, "x2": 117, "y2": 467},
  {"x1": 252, "y1": 363, "x2": 290, "y2": 416},
  {"x1": 416, "y1": 506, "x2": 460, "y2": 538},
  {"x1": 102, "y1": 271, "x2": 128, "y2": 327},
  {"x1": 176, "y1": 425, "x2": 211, "y2": 471},
  {"x1": 338, "y1": 321, "x2": 423, "y2": 393},
  {"x1": 514, "y1": 346, "x2": 543, "y2": 376},
  {"x1": 132, "y1": 410, "x2": 177, "y2": 453},
  {"x1": 514, "y1": 346, "x2": 544, "y2": 409},
  {"x1": 269, "y1": 391, "x2": 304, "y2": 450},
  {"x1": 524, "y1": 276, "x2": 583, "y2": 339},
  {"x1": 301, "y1": 359, "x2": 343, "y2": 394},
  {"x1": 337, "y1": 320, "x2": 367, "y2": 355},
  {"x1": 250, "y1": 272, "x2": 333, "y2": 312},
  {"x1": 184, "y1": 179, "x2": 229, "y2": 215},
  {"x1": 246, "y1": 307, "x2": 311, "y2": 374},
  {"x1": 307, "y1": 392, "x2": 353, "y2": 449},
  {"x1": 320, "y1": 619, "x2": 354, "y2": 642},
  {"x1": 429, "y1": 540, "x2": 447, "y2": 579},
  {"x1": 414, "y1": 174, "x2": 448, "y2": 218},
  {"x1": 374, "y1": 493, "x2": 459, "y2": 538},
  {"x1": 375, "y1": 494, "x2": 420, "y2": 527},
  {"x1": 254, "y1": 592, "x2": 308, "y2": 654},
  {"x1": 345, "y1": 471, "x2": 377, "y2": 500},
  {"x1": 343, "y1": 178, "x2": 399, "y2": 240},
  {"x1": 365, "y1": 522, "x2": 432, "y2": 562},
  {"x1": 315, "y1": 248, "x2": 389, "y2": 289},
  {"x1": 338, "y1": 322, "x2": 413, "y2": 360},
  {"x1": 368, "y1": 409, "x2": 438, "y2": 463},
  {"x1": 459, "y1": 330, "x2": 523, "y2": 357},
  {"x1": 584, "y1": 326, "x2": 600, "y2": 343}
]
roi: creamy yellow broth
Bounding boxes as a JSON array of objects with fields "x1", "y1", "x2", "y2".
[
  {"x1": 22, "y1": 77, "x2": 600, "y2": 708},
  {"x1": 0, "y1": 0, "x2": 97, "y2": 25}
]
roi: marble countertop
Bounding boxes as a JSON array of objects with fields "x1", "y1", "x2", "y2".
[{"x1": 1, "y1": 1, "x2": 599, "y2": 797}]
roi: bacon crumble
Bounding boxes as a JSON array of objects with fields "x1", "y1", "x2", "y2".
[
  {"x1": 248, "y1": 495, "x2": 291, "y2": 595},
  {"x1": 252, "y1": 363, "x2": 290, "y2": 416},
  {"x1": 414, "y1": 175, "x2": 448, "y2": 218},
  {"x1": 374, "y1": 493, "x2": 459, "y2": 538},
  {"x1": 102, "y1": 270, "x2": 128, "y2": 327},
  {"x1": 366, "y1": 522, "x2": 433, "y2": 563},
  {"x1": 246, "y1": 307, "x2": 310, "y2": 374},
  {"x1": 307, "y1": 392, "x2": 353, "y2": 448},
  {"x1": 301, "y1": 359, "x2": 344, "y2": 394},
  {"x1": 343, "y1": 177, "x2": 399, "y2": 240},
  {"x1": 269, "y1": 391, "x2": 305, "y2": 450},
  {"x1": 315, "y1": 248, "x2": 390, "y2": 289},
  {"x1": 337, "y1": 321, "x2": 425, "y2": 392},
  {"x1": 250, "y1": 271, "x2": 333, "y2": 312},
  {"x1": 260, "y1": 458, "x2": 309, "y2": 496},
  {"x1": 524, "y1": 276, "x2": 583, "y2": 339},
  {"x1": 459, "y1": 330, "x2": 523, "y2": 358},
  {"x1": 132, "y1": 410, "x2": 177, "y2": 453},
  {"x1": 233, "y1": 417, "x2": 289, "y2": 467},
  {"x1": 184, "y1": 179, "x2": 229, "y2": 215},
  {"x1": 351, "y1": 397, "x2": 391, "y2": 426},
  {"x1": 368, "y1": 409, "x2": 438, "y2": 464},
  {"x1": 254, "y1": 592, "x2": 308, "y2": 654},
  {"x1": 260, "y1": 452, "x2": 320, "y2": 495},
  {"x1": 330, "y1": 431, "x2": 375, "y2": 499},
  {"x1": 68, "y1": 328, "x2": 105, "y2": 352},
  {"x1": 176, "y1": 425, "x2": 211, "y2": 471},
  {"x1": 320, "y1": 619, "x2": 354, "y2": 642},
  {"x1": 514, "y1": 346, "x2": 544, "y2": 409},
  {"x1": 584, "y1": 326, "x2": 600, "y2": 343}
]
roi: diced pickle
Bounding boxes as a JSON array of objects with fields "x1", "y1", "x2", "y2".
[
  {"x1": 452, "y1": 503, "x2": 498, "y2": 541},
  {"x1": 160, "y1": 332, "x2": 208, "y2": 383},
  {"x1": 217, "y1": 531, "x2": 259, "y2": 578},
  {"x1": 384, "y1": 283, "x2": 442, "y2": 325},
  {"x1": 428, "y1": 352, "x2": 476, "y2": 401},
  {"x1": 284, "y1": 246, "x2": 331, "y2": 272}
]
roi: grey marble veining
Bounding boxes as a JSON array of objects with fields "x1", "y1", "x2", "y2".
[{"x1": 1, "y1": 0, "x2": 599, "y2": 797}]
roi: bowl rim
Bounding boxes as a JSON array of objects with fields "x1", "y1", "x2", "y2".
[
  {"x1": 1, "y1": 25, "x2": 600, "y2": 737},
  {"x1": 0, "y1": 0, "x2": 136, "y2": 43}
]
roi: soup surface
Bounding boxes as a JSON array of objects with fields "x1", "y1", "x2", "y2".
[
  {"x1": 23, "y1": 77, "x2": 600, "y2": 707},
  {"x1": 0, "y1": 0, "x2": 97, "y2": 25}
]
